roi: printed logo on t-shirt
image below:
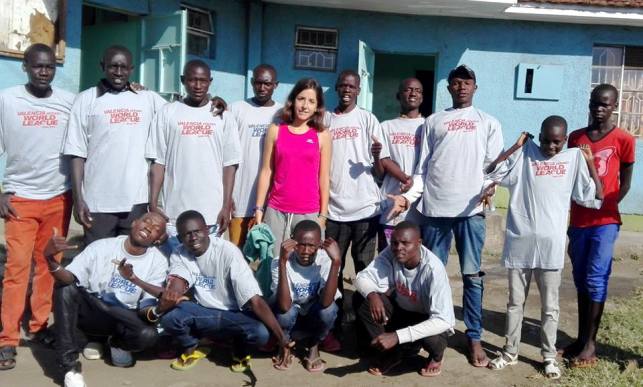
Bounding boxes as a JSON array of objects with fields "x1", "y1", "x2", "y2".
[
  {"x1": 108, "y1": 274, "x2": 138, "y2": 294},
  {"x1": 389, "y1": 132, "x2": 420, "y2": 147},
  {"x1": 331, "y1": 126, "x2": 359, "y2": 140},
  {"x1": 179, "y1": 121, "x2": 214, "y2": 137},
  {"x1": 293, "y1": 281, "x2": 320, "y2": 299},
  {"x1": 531, "y1": 160, "x2": 568, "y2": 177},
  {"x1": 18, "y1": 111, "x2": 61, "y2": 128},
  {"x1": 105, "y1": 108, "x2": 142, "y2": 125},
  {"x1": 593, "y1": 147, "x2": 615, "y2": 177},
  {"x1": 444, "y1": 119, "x2": 478, "y2": 133},
  {"x1": 195, "y1": 274, "x2": 216, "y2": 289},
  {"x1": 395, "y1": 281, "x2": 417, "y2": 303},
  {"x1": 249, "y1": 123, "x2": 269, "y2": 138}
]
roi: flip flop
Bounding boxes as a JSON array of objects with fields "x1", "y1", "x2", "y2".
[
  {"x1": 272, "y1": 354, "x2": 293, "y2": 371},
  {"x1": 569, "y1": 356, "x2": 598, "y2": 369},
  {"x1": 170, "y1": 347, "x2": 211, "y2": 371},
  {"x1": 420, "y1": 359, "x2": 443, "y2": 377},
  {"x1": 0, "y1": 346, "x2": 16, "y2": 371},
  {"x1": 231, "y1": 354, "x2": 252, "y2": 373},
  {"x1": 303, "y1": 356, "x2": 326, "y2": 373}
]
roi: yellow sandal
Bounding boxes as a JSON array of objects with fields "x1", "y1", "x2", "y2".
[
  {"x1": 230, "y1": 355, "x2": 252, "y2": 372},
  {"x1": 170, "y1": 347, "x2": 211, "y2": 371}
]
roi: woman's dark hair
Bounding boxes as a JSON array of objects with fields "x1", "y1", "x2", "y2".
[{"x1": 281, "y1": 78, "x2": 326, "y2": 132}]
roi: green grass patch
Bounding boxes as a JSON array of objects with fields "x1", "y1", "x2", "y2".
[{"x1": 560, "y1": 288, "x2": 643, "y2": 387}]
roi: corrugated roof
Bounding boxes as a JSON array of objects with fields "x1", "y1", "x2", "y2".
[{"x1": 520, "y1": 0, "x2": 643, "y2": 7}]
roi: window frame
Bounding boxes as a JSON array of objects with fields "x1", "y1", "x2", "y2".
[
  {"x1": 293, "y1": 26, "x2": 339, "y2": 72},
  {"x1": 181, "y1": 3, "x2": 215, "y2": 59}
]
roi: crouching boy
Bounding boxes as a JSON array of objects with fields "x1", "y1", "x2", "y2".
[{"x1": 483, "y1": 116, "x2": 603, "y2": 379}]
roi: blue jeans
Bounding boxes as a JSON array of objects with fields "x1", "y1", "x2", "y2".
[
  {"x1": 568, "y1": 224, "x2": 619, "y2": 303},
  {"x1": 275, "y1": 301, "x2": 338, "y2": 343},
  {"x1": 159, "y1": 301, "x2": 269, "y2": 356},
  {"x1": 422, "y1": 214, "x2": 485, "y2": 340}
]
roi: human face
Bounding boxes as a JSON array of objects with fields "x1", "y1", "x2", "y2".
[
  {"x1": 539, "y1": 125, "x2": 567, "y2": 158},
  {"x1": 293, "y1": 88, "x2": 318, "y2": 123},
  {"x1": 390, "y1": 228, "x2": 422, "y2": 268},
  {"x1": 294, "y1": 230, "x2": 321, "y2": 266},
  {"x1": 182, "y1": 65, "x2": 212, "y2": 104},
  {"x1": 399, "y1": 79, "x2": 423, "y2": 111},
  {"x1": 130, "y1": 213, "x2": 167, "y2": 247},
  {"x1": 447, "y1": 77, "x2": 476, "y2": 108},
  {"x1": 101, "y1": 52, "x2": 133, "y2": 90},
  {"x1": 335, "y1": 74, "x2": 360, "y2": 109},
  {"x1": 23, "y1": 50, "x2": 56, "y2": 94},
  {"x1": 589, "y1": 89, "x2": 617, "y2": 125},
  {"x1": 251, "y1": 68, "x2": 277, "y2": 104},
  {"x1": 178, "y1": 218, "x2": 210, "y2": 257}
]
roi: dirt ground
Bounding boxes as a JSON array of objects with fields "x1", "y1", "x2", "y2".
[{"x1": 1, "y1": 219, "x2": 641, "y2": 387}]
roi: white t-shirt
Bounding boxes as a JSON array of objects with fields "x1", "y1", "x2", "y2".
[
  {"x1": 270, "y1": 249, "x2": 341, "y2": 314},
  {"x1": 403, "y1": 106, "x2": 504, "y2": 217},
  {"x1": 325, "y1": 107, "x2": 389, "y2": 221},
  {"x1": 355, "y1": 245, "x2": 455, "y2": 344},
  {"x1": 378, "y1": 117, "x2": 425, "y2": 226},
  {"x1": 0, "y1": 85, "x2": 73, "y2": 199},
  {"x1": 65, "y1": 235, "x2": 168, "y2": 309},
  {"x1": 169, "y1": 237, "x2": 261, "y2": 311},
  {"x1": 485, "y1": 140, "x2": 601, "y2": 269},
  {"x1": 229, "y1": 99, "x2": 282, "y2": 218},
  {"x1": 146, "y1": 102, "x2": 242, "y2": 225},
  {"x1": 63, "y1": 88, "x2": 166, "y2": 212}
]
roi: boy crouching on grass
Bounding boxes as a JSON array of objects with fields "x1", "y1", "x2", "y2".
[{"x1": 482, "y1": 116, "x2": 603, "y2": 379}]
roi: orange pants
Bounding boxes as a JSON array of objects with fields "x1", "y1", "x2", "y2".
[
  {"x1": 0, "y1": 192, "x2": 72, "y2": 346},
  {"x1": 228, "y1": 217, "x2": 255, "y2": 248}
]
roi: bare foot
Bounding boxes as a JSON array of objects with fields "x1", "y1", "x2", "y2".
[
  {"x1": 572, "y1": 342, "x2": 597, "y2": 364},
  {"x1": 467, "y1": 339, "x2": 489, "y2": 367},
  {"x1": 272, "y1": 342, "x2": 294, "y2": 371},
  {"x1": 558, "y1": 340, "x2": 584, "y2": 359},
  {"x1": 420, "y1": 359, "x2": 443, "y2": 377}
]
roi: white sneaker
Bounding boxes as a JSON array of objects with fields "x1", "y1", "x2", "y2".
[
  {"x1": 110, "y1": 345, "x2": 133, "y2": 367},
  {"x1": 64, "y1": 370, "x2": 86, "y2": 387},
  {"x1": 82, "y1": 342, "x2": 103, "y2": 360}
]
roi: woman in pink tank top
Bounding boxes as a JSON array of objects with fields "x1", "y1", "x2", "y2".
[{"x1": 255, "y1": 78, "x2": 331, "y2": 248}]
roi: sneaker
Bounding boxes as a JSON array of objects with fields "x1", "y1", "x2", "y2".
[
  {"x1": 320, "y1": 332, "x2": 341, "y2": 353},
  {"x1": 64, "y1": 370, "x2": 86, "y2": 387},
  {"x1": 110, "y1": 345, "x2": 133, "y2": 367},
  {"x1": 82, "y1": 342, "x2": 103, "y2": 360}
]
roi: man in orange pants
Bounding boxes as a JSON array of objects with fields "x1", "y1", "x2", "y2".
[{"x1": 0, "y1": 43, "x2": 74, "y2": 370}]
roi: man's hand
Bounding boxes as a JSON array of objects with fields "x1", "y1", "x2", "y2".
[
  {"x1": 367, "y1": 292, "x2": 388, "y2": 325},
  {"x1": 317, "y1": 215, "x2": 327, "y2": 229},
  {"x1": 371, "y1": 135, "x2": 382, "y2": 160},
  {"x1": 479, "y1": 182, "x2": 497, "y2": 208},
  {"x1": 386, "y1": 194, "x2": 409, "y2": 221},
  {"x1": 215, "y1": 204, "x2": 232, "y2": 236},
  {"x1": 129, "y1": 82, "x2": 147, "y2": 91},
  {"x1": 210, "y1": 95, "x2": 227, "y2": 117},
  {"x1": 73, "y1": 198, "x2": 93, "y2": 229},
  {"x1": 322, "y1": 237, "x2": 341, "y2": 265},
  {"x1": 516, "y1": 131, "x2": 533, "y2": 147},
  {"x1": 157, "y1": 275, "x2": 189, "y2": 313},
  {"x1": 117, "y1": 258, "x2": 136, "y2": 281},
  {"x1": 254, "y1": 208, "x2": 264, "y2": 225},
  {"x1": 279, "y1": 239, "x2": 297, "y2": 265},
  {"x1": 0, "y1": 193, "x2": 18, "y2": 219},
  {"x1": 44, "y1": 227, "x2": 78, "y2": 260},
  {"x1": 579, "y1": 144, "x2": 594, "y2": 162},
  {"x1": 400, "y1": 175, "x2": 412, "y2": 193},
  {"x1": 148, "y1": 204, "x2": 169, "y2": 221},
  {"x1": 371, "y1": 332, "x2": 399, "y2": 352}
]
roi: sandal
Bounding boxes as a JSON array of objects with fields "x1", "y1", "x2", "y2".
[
  {"x1": 543, "y1": 358, "x2": 561, "y2": 380},
  {"x1": 488, "y1": 350, "x2": 518, "y2": 370},
  {"x1": 170, "y1": 347, "x2": 211, "y2": 371},
  {"x1": 0, "y1": 346, "x2": 17, "y2": 371},
  {"x1": 419, "y1": 359, "x2": 443, "y2": 377},
  {"x1": 569, "y1": 356, "x2": 598, "y2": 369},
  {"x1": 303, "y1": 356, "x2": 326, "y2": 373},
  {"x1": 230, "y1": 354, "x2": 252, "y2": 373}
]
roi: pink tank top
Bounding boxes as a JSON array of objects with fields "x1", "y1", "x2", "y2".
[{"x1": 267, "y1": 124, "x2": 321, "y2": 214}]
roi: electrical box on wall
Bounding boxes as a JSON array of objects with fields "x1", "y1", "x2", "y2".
[{"x1": 515, "y1": 63, "x2": 563, "y2": 101}]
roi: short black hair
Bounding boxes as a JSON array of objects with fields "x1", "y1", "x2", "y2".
[
  {"x1": 293, "y1": 219, "x2": 321, "y2": 238},
  {"x1": 183, "y1": 59, "x2": 210, "y2": 75},
  {"x1": 448, "y1": 65, "x2": 476, "y2": 83},
  {"x1": 253, "y1": 63, "x2": 277, "y2": 77},
  {"x1": 102, "y1": 45, "x2": 133, "y2": 65},
  {"x1": 398, "y1": 77, "x2": 422, "y2": 92},
  {"x1": 176, "y1": 210, "x2": 206, "y2": 230},
  {"x1": 23, "y1": 43, "x2": 54, "y2": 63},
  {"x1": 336, "y1": 69, "x2": 360, "y2": 86},
  {"x1": 393, "y1": 221, "x2": 421, "y2": 236},
  {"x1": 541, "y1": 115, "x2": 568, "y2": 134},
  {"x1": 591, "y1": 83, "x2": 619, "y2": 102}
]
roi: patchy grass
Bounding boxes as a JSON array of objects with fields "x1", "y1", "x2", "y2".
[{"x1": 560, "y1": 288, "x2": 643, "y2": 387}]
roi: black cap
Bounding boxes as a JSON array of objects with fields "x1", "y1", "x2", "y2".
[{"x1": 448, "y1": 65, "x2": 476, "y2": 83}]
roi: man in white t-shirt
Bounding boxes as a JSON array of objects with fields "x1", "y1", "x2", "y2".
[
  {"x1": 44, "y1": 212, "x2": 168, "y2": 387},
  {"x1": 228, "y1": 64, "x2": 282, "y2": 247},
  {"x1": 147, "y1": 60, "x2": 241, "y2": 246},
  {"x1": 157, "y1": 210, "x2": 289, "y2": 372},
  {"x1": 0, "y1": 44, "x2": 74, "y2": 371},
  {"x1": 63, "y1": 45, "x2": 166, "y2": 245},
  {"x1": 270, "y1": 220, "x2": 341, "y2": 372},
  {"x1": 354, "y1": 222, "x2": 455, "y2": 377},
  {"x1": 483, "y1": 118, "x2": 602, "y2": 379},
  {"x1": 389, "y1": 65, "x2": 504, "y2": 366}
]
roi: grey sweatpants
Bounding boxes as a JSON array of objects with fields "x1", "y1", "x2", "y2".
[
  {"x1": 263, "y1": 207, "x2": 319, "y2": 256},
  {"x1": 504, "y1": 268, "x2": 561, "y2": 359}
]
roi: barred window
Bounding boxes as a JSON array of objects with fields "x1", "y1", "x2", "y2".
[
  {"x1": 182, "y1": 4, "x2": 214, "y2": 58},
  {"x1": 294, "y1": 27, "x2": 338, "y2": 72}
]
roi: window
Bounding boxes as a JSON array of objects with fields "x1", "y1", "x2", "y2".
[
  {"x1": 592, "y1": 45, "x2": 643, "y2": 137},
  {"x1": 294, "y1": 26, "x2": 338, "y2": 72},
  {"x1": 182, "y1": 4, "x2": 214, "y2": 58}
]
